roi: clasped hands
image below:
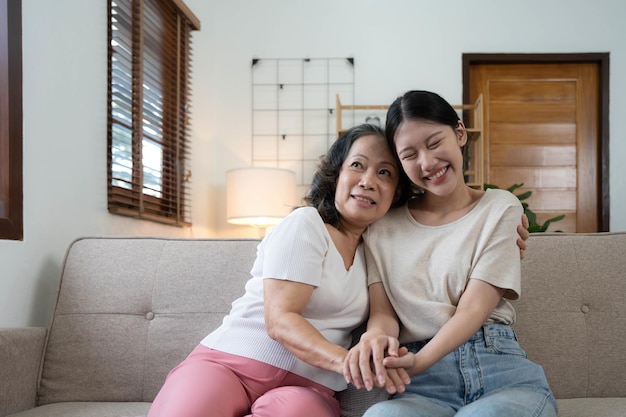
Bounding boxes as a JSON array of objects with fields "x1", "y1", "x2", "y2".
[{"x1": 342, "y1": 331, "x2": 413, "y2": 394}]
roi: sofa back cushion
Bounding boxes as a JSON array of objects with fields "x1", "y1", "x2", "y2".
[
  {"x1": 513, "y1": 232, "x2": 626, "y2": 399},
  {"x1": 38, "y1": 237, "x2": 260, "y2": 405}
]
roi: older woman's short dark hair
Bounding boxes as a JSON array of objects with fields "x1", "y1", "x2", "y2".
[{"x1": 304, "y1": 124, "x2": 413, "y2": 227}]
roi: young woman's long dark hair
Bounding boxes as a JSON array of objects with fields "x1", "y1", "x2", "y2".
[{"x1": 385, "y1": 90, "x2": 460, "y2": 146}]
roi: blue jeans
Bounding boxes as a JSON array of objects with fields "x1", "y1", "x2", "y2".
[{"x1": 363, "y1": 324, "x2": 558, "y2": 417}]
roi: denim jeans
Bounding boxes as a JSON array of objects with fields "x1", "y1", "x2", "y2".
[{"x1": 363, "y1": 324, "x2": 558, "y2": 417}]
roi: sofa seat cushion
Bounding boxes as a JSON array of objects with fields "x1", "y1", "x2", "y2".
[
  {"x1": 337, "y1": 395, "x2": 626, "y2": 417},
  {"x1": 556, "y1": 398, "x2": 626, "y2": 417},
  {"x1": 336, "y1": 385, "x2": 388, "y2": 417},
  {"x1": 6, "y1": 402, "x2": 150, "y2": 417}
]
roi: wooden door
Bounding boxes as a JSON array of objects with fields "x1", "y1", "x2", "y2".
[{"x1": 469, "y1": 62, "x2": 600, "y2": 232}]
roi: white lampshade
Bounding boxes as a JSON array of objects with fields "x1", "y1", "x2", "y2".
[{"x1": 226, "y1": 167, "x2": 298, "y2": 232}]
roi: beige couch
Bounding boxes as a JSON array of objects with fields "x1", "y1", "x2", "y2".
[{"x1": 1, "y1": 233, "x2": 625, "y2": 417}]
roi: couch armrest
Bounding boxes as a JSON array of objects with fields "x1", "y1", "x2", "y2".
[{"x1": 0, "y1": 327, "x2": 47, "y2": 417}]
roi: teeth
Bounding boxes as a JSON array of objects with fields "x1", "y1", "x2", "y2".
[
  {"x1": 354, "y1": 196, "x2": 373, "y2": 204},
  {"x1": 428, "y1": 167, "x2": 447, "y2": 180}
]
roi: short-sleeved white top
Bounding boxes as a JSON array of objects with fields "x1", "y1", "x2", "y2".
[
  {"x1": 202, "y1": 206, "x2": 369, "y2": 390},
  {"x1": 364, "y1": 189, "x2": 523, "y2": 343}
]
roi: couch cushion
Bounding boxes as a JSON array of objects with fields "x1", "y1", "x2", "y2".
[
  {"x1": 336, "y1": 385, "x2": 388, "y2": 417},
  {"x1": 7, "y1": 402, "x2": 150, "y2": 417},
  {"x1": 38, "y1": 237, "x2": 260, "y2": 405},
  {"x1": 513, "y1": 232, "x2": 626, "y2": 399},
  {"x1": 556, "y1": 398, "x2": 626, "y2": 417}
]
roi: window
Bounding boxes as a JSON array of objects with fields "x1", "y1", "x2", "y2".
[
  {"x1": 107, "y1": 0, "x2": 200, "y2": 226},
  {"x1": 0, "y1": 0, "x2": 23, "y2": 241}
]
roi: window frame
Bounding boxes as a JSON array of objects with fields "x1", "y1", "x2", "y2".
[
  {"x1": 107, "y1": 0, "x2": 200, "y2": 226},
  {"x1": 0, "y1": 0, "x2": 23, "y2": 241}
]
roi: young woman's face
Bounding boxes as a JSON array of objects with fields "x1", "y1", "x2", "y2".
[
  {"x1": 394, "y1": 119, "x2": 467, "y2": 197},
  {"x1": 334, "y1": 134, "x2": 399, "y2": 231}
]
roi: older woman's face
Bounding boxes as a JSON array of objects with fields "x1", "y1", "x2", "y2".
[{"x1": 334, "y1": 134, "x2": 399, "y2": 232}]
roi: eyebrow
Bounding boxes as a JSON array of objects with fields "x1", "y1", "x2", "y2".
[{"x1": 350, "y1": 153, "x2": 396, "y2": 167}]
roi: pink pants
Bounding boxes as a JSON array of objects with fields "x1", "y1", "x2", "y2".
[{"x1": 147, "y1": 345, "x2": 341, "y2": 417}]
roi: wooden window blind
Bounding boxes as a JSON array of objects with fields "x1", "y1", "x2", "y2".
[{"x1": 107, "y1": 0, "x2": 199, "y2": 226}]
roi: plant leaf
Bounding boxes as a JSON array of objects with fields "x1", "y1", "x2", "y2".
[
  {"x1": 483, "y1": 182, "x2": 566, "y2": 233},
  {"x1": 541, "y1": 214, "x2": 566, "y2": 231},
  {"x1": 507, "y1": 183, "x2": 524, "y2": 193}
]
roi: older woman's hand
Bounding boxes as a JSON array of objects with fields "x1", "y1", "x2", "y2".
[{"x1": 343, "y1": 331, "x2": 410, "y2": 394}]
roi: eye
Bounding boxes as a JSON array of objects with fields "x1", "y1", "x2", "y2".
[
  {"x1": 350, "y1": 161, "x2": 363, "y2": 168},
  {"x1": 428, "y1": 139, "x2": 443, "y2": 149},
  {"x1": 400, "y1": 152, "x2": 416, "y2": 161},
  {"x1": 378, "y1": 168, "x2": 392, "y2": 177}
]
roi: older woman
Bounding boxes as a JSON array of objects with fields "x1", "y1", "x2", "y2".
[{"x1": 147, "y1": 124, "x2": 410, "y2": 417}]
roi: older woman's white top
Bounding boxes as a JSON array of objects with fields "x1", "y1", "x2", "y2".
[{"x1": 202, "y1": 206, "x2": 369, "y2": 390}]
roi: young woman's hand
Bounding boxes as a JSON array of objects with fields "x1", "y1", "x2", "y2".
[
  {"x1": 517, "y1": 213, "x2": 530, "y2": 259},
  {"x1": 380, "y1": 346, "x2": 411, "y2": 394},
  {"x1": 382, "y1": 349, "x2": 416, "y2": 371}
]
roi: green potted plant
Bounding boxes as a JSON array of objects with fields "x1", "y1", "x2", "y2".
[{"x1": 484, "y1": 183, "x2": 565, "y2": 233}]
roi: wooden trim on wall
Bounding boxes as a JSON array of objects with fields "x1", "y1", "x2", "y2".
[
  {"x1": 462, "y1": 53, "x2": 610, "y2": 232},
  {"x1": 172, "y1": 0, "x2": 201, "y2": 30},
  {"x1": 0, "y1": 0, "x2": 23, "y2": 241}
]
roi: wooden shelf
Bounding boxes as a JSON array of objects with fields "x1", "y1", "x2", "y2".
[
  {"x1": 335, "y1": 94, "x2": 387, "y2": 137},
  {"x1": 455, "y1": 94, "x2": 484, "y2": 190}
]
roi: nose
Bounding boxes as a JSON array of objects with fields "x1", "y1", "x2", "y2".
[
  {"x1": 358, "y1": 170, "x2": 375, "y2": 189},
  {"x1": 417, "y1": 150, "x2": 436, "y2": 171}
]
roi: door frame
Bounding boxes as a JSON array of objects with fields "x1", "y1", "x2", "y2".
[{"x1": 462, "y1": 53, "x2": 610, "y2": 232}]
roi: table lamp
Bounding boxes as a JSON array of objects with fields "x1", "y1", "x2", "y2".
[{"x1": 226, "y1": 167, "x2": 298, "y2": 237}]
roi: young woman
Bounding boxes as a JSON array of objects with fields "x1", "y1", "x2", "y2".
[
  {"x1": 147, "y1": 124, "x2": 411, "y2": 417},
  {"x1": 344, "y1": 90, "x2": 557, "y2": 417}
]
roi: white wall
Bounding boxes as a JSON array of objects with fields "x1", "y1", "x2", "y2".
[
  {"x1": 202, "y1": 0, "x2": 626, "y2": 237},
  {"x1": 1, "y1": 0, "x2": 624, "y2": 328}
]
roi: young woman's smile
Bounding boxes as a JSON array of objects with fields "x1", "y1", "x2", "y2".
[{"x1": 425, "y1": 165, "x2": 449, "y2": 184}]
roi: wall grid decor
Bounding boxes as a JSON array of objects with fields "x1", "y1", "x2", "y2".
[{"x1": 251, "y1": 57, "x2": 355, "y2": 185}]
